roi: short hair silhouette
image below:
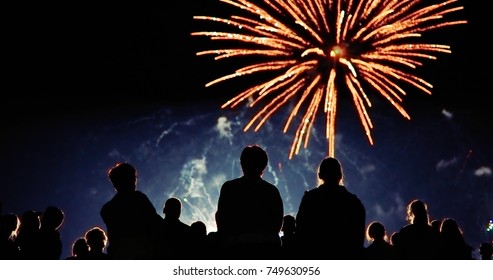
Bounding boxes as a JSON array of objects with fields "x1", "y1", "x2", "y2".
[
  {"x1": 240, "y1": 145, "x2": 268, "y2": 176},
  {"x1": 318, "y1": 157, "x2": 343, "y2": 184},
  {"x1": 85, "y1": 226, "x2": 108, "y2": 251},
  {"x1": 41, "y1": 206, "x2": 64, "y2": 230},
  {"x1": 191, "y1": 221, "x2": 207, "y2": 237},
  {"x1": 215, "y1": 144, "x2": 284, "y2": 259},
  {"x1": 73, "y1": 238, "x2": 89, "y2": 255},
  {"x1": 163, "y1": 197, "x2": 182, "y2": 220},
  {"x1": 431, "y1": 219, "x2": 442, "y2": 233},
  {"x1": 367, "y1": 221, "x2": 386, "y2": 242},
  {"x1": 281, "y1": 214, "x2": 296, "y2": 234},
  {"x1": 67, "y1": 238, "x2": 89, "y2": 259},
  {"x1": 20, "y1": 210, "x2": 41, "y2": 229},
  {"x1": 101, "y1": 162, "x2": 162, "y2": 259},
  {"x1": 108, "y1": 162, "x2": 137, "y2": 192}
]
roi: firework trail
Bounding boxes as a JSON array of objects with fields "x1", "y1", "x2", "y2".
[{"x1": 192, "y1": 0, "x2": 466, "y2": 159}]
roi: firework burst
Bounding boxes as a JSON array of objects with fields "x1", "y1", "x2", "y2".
[{"x1": 192, "y1": 0, "x2": 466, "y2": 159}]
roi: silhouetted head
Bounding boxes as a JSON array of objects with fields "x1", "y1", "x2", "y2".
[
  {"x1": 71, "y1": 238, "x2": 89, "y2": 258},
  {"x1": 440, "y1": 218, "x2": 464, "y2": 240},
  {"x1": 108, "y1": 162, "x2": 137, "y2": 192},
  {"x1": 390, "y1": 231, "x2": 399, "y2": 245},
  {"x1": 163, "y1": 197, "x2": 182, "y2": 220},
  {"x1": 1, "y1": 213, "x2": 20, "y2": 239},
  {"x1": 318, "y1": 157, "x2": 343, "y2": 185},
  {"x1": 406, "y1": 199, "x2": 429, "y2": 225},
  {"x1": 85, "y1": 226, "x2": 108, "y2": 252},
  {"x1": 240, "y1": 145, "x2": 268, "y2": 177},
  {"x1": 366, "y1": 221, "x2": 386, "y2": 242},
  {"x1": 281, "y1": 214, "x2": 296, "y2": 234},
  {"x1": 19, "y1": 210, "x2": 41, "y2": 232},
  {"x1": 191, "y1": 221, "x2": 207, "y2": 237},
  {"x1": 431, "y1": 219, "x2": 442, "y2": 233},
  {"x1": 41, "y1": 206, "x2": 65, "y2": 231}
]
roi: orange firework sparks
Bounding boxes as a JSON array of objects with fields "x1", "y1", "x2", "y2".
[{"x1": 192, "y1": 0, "x2": 467, "y2": 159}]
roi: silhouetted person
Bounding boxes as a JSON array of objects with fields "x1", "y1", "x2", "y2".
[
  {"x1": 479, "y1": 242, "x2": 492, "y2": 260},
  {"x1": 157, "y1": 197, "x2": 192, "y2": 259},
  {"x1": 437, "y1": 218, "x2": 473, "y2": 260},
  {"x1": 431, "y1": 219, "x2": 442, "y2": 235},
  {"x1": 100, "y1": 162, "x2": 163, "y2": 259},
  {"x1": 85, "y1": 226, "x2": 109, "y2": 260},
  {"x1": 280, "y1": 214, "x2": 297, "y2": 259},
  {"x1": 0, "y1": 213, "x2": 20, "y2": 259},
  {"x1": 16, "y1": 210, "x2": 41, "y2": 259},
  {"x1": 190, "y1": 220, "x2": 208, "y2": 259},
  {"x1": 215, "y1": 144, "x2": 284, "y2": 259},
  {"x1": 364, "y1": 221, "x2": 396, "y2": 260},
  {"x1": 390, "y1": 231, "x2": 399, "y2": 246},
  {"x1": 204, "y1": 230, "x2": 223, "y2": 260},
  {"x1": 191, "y1": 220, "x2": 207, "y2": 237},
  {"x1": 66, "y1": 238, "x2": 89, "y2": 260},
  {"x1": 392, "y1": 199, "x2": 439, "y2": 259},
  {"x1": 38, "y1": 206, "x2": 65, "y2": 259},
  {"x1": 295, "y1": 157, "x2": 366, "y2": 259}
]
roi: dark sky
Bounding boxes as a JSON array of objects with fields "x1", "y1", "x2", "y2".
[
  {"x1": 3, "y1": 1, "x2": 489, "y2": 116},
  {"x1": 1, "y1": 0, "x2": 491, "y2": 260},
  {"x1": 5, "y1": 2, "x2": 213, "y2": 117}
]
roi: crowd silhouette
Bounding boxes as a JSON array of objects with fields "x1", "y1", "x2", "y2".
[{"x1": 0, "y1": 145, "x2": 491, "y2": 260}]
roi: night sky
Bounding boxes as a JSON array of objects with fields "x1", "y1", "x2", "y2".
[
  {"x1": 2, "y1": 0, "x2": 491, "y2": 260},
  {"x1": 4, "y1": 1, "x2": 489, "y2": 114}
]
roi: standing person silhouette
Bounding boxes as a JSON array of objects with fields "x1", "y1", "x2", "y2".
[
  {"x1": 100, "y1": 162, "x2": 162, "y2": 259},
  {"x1": 215, "y1": 144, "x2": 284, "y2": 259},
  {"x1": 364, "y1": 221, "x2": 396, "y2": 260},
  {"x1": 157, "y1": 197, "x2": 192, "y2": 260},
  {"x1": 38, "y1": 206, "x2": 65, "y2": 259},
  {"x1": 295, "y1": 157, "x2": 366, "y2": 259},
  {"x1": 392, "y1": 199, "x2": 439, "y2": 259},
  {"x1": 280, "y1": 214, "x2": 298, "y2": 259},
  {"x1": 16, "y1": 210, "x2": 41, "y2": 259},
  {"x1": 0, "y1": 213, "x2": 21, "y2": 259},
  {"x1": 84, "y1": 226, "x2": 109, "y2": 260},
  {"x1": 437, "y1": 218, "x2": 473, "y2": 260},
  {"x1": 65, "y1": 238, "x2": 89, "y2": 260}
]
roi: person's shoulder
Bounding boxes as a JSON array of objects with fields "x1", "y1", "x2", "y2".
[
  {"x1": 102, "y1": 193, "x2": 118, "y2": 204},
  {"x1": 223, "y1": 177, "x2": 243, "y2": 185},
  {"x1": 350, "y1": 192, "x2": 364, "y2": 205},
  {"x1": 179, "y1": 220, "x2": 192, "y2": 229},
  {"x1": 261, "y1": 178, "x2": 278, "y2": 189},
  {"x1": 100, "y1": 199, "x2": 113, "y2": 214},
  {"x1": 220, "y1": 178, "x2": 240, "y2": 190},
  {"x1": 398, "y1": 223, "x2": 415, "y2": 234},
  {"x1": 304, "y1": 186, "x2": 316, "y2": 194},
  {"x1": 134, "y1": 190, "x2": 149, "y2": 197},
  {"x1": 304, "y1": 185, "x2": 322, "y2": 194},
  {"x1": 133, "y1": 190, "x2": 153, "y2": 200},
  {"x1": 301, "y1": 186, "x2": 321, "y2": 199},
  {"x1": 341, "y1": 187, "x2": 363, "y2": 201},
  {"x1": 263, "y1": 180, "x2": 282, "y2": 198}
]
